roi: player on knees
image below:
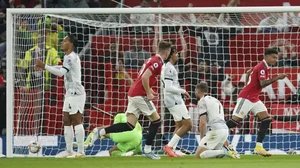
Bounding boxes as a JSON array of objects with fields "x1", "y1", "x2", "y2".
[
  {"x1": 35, "y1": 34, "x2": 86, "y2": 158},
  {"x1": 89, "y1": 41, "x2": 172, "y2": 160},
  {"x1": 195, "y1": 82, "x2": 238, "y2": 159},
  {"x1": 161, "y1": 47, "x2": 192, "y2": 157},
  {"x1": 225, "y1": 48, "x2": 286, "y2": 157},
  {"x1": 74, "y1": 112, "x2": 143, "y2": 156}
]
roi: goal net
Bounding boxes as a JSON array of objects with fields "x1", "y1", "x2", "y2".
[{"x1": 6, "y1": 7, "x2": 300, "y2": 157}]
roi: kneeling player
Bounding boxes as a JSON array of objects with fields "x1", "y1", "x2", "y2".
[
  {"x1": 75, "y1": 112, "x2": 142, "y2": 156},
  {"x1": 195, "y1": 82, "x2": 238, "y2": 159},
  {"x1": 161, "y1": 47, "x2": 192, "y2": 157}
]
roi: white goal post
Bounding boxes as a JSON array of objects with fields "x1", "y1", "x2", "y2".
[{"x1": 6, "y1": 6, "x2": 300, "y2": 157}]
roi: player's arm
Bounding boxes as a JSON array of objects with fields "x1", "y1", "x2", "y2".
[
  {"x1": 35, "y1": 56, "x2": 71, "y2": 77},
  {"x1": 142, "y1": 69, "x2": 153, "y2": 95},
  {"x1": 164, "y1": 67, "x2": 186, "y2": 94},
  {"x1": 259, "y1": 73, "x2": 287, "y2": 88},
  {"x1": 164, "y1": 79, "x2": 186, "y2": 94},
  {"x1": 199, "y1": 114, "x2": 207, "y2": 139},
  {"x1": 198, "y1": 99, "x2": 207, "y2": 139},
  {"x1": 245, "y1": 69, "x2": 252, "y2": 84},
  {"x1": 44, "y1": 64, "x2": 68, "y2": 77}
]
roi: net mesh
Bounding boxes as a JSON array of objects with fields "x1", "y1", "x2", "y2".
[{"x1": 10, "y1": 9, "x2": 300, "y2": 156}]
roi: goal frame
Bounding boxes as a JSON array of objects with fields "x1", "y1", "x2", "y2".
[{"x1": 6, "y1": 6, "x2": 300, "y2": 158}]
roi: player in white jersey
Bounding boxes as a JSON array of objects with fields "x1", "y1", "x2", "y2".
[
  {"x1": 161, "y1": 47, "x2": 192, "y2": 157},
  {"x1": 195, "y1": 82, "x2": 238, "y2": 159},
  {"x1": 35, "y1": 35, "x2": 86, "y2": 158}
]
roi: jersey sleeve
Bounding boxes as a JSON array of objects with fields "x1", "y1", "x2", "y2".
[
  {"x1": 62, "y1": 56, "x2": 72, "y2": 72},
  {"x1": 198, "y1": 98, "x2": 207, "y2": 116},
  {"x1": 149, "y1": 59, "x2": 162, "y2": 75},
  {"x1": 258, "y1": 67, "x2": 267, "y2": 81}
]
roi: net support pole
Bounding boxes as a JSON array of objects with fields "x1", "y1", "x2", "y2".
[
  {"x1": 158, "y1": 13, "x2": 165, "y2": 134},
  {"x1": 6, "y1": 10, "x2": 14, "y2": 158}
]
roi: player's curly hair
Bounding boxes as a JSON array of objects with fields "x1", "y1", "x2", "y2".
[{"x1": 165, "y1": 46, "x2": 177, "y2": 63}]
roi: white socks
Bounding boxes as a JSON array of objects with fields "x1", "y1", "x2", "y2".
[
  {"x1": 144, "y1": 145, "x2": 152, "y2": 153},
  {"x1": 173, "y1": 141, "x2": 179, "y2": 151},
  {"x1": 74, "y1": 124, "x2": 85, "y2": 154},
  {"x1": 256, "y1": 142, "x2": 263, "y2": 147},
  {"x1": 64, "y1": 126, "x2": 74, "y2": 153},
  {"x1": 200, "y1": 150, "x2": 225, "y2": 159},
  {"x1": 167, "y1": 134, "x2": 181, "y2": 148}
]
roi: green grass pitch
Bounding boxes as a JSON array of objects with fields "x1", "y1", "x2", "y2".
[{"x1": 0, "y1": 155, "x2": 299, "y2": 168}]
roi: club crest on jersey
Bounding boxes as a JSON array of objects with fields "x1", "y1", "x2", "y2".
[
  {"x1": 153, "y1": 63, "x2": 158, "y2": 68},
  {"x1": 260, "y1": 70, "x2": 265, "y2": 75}
]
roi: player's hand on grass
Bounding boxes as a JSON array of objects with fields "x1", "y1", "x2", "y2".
[{"x1": 277, "y1": 73, "x2": 287, "y2": 80}]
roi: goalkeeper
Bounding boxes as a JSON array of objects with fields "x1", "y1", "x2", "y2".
[{"x1": 75, "y1": 112, "x2": 143, "y2": 156}]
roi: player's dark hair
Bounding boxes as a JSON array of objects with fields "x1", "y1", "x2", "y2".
[
  {"x1": 264, "y1": 48, "x2": 278, "y2": 56},
  {"x1": 158, "y1": 40, "x2": 172, "y2": 52},
  {"x1": 196, "y1": 82, "x2": 208, "y2": 93},
  {"x1": 67, "y1": 34, "x2": 78, "y2": 50},
  {"x1": 165, "y1": 46, "x2": 177, "y2": 63}
]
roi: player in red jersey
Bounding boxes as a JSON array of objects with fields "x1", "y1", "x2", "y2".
[
  {"x1": 89, "y1": 41, "x2": 172, "y2": 160},
  {"x1": 225, "y1": 48, "x2": 286, "y2": 157}
]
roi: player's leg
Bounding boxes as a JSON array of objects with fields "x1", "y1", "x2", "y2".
[
  {"x1": 109, "y1": 145, "x2": 122, "y2": 156},
  {"x1": 67, "y1": 95, "x2": 86, "y2": 158},
  {"x1": 144, "y1": 111, "x2": 161, "y2": 159},
  {"x1": 224, "y1": 98, "x2": 253, "y2": 148},
  {"x1": 55, "y1": 97, "x2": 74, "y2": 158},
  {"x1": 226, "y1": 98, "x2": 251, "y2": 128},
  {"x1": 252, "y1": 101, "x2": 272, "y2": 157},
  {"x1": 173, "y1": 121, "x2": 182, "y2": 151},
  {"x1": 196, "y1": 129, "x2": 238, "y2": 159},
  {"x1": 91, "y1": 114, "x2": 138, "y2": 144},
  {"x1": 132, "y1": 96, "x2": 161, "y2": 159},
  {"x1": 164, "y1": 104, "x2": 192, "y2": 157},
  {"x1": 90, "y1": 97, "x2": 139, "y2": 145}
]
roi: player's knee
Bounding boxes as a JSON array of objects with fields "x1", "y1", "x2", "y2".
[
  {"x1": 182, "y1": 119, "x2": 192, "y2": 130},
  {"x1": 150, "y1": 118, "x2": 161, "y2": 128},
  {"x1": 126, "y1": 122, "x2": 135, "y2": 131},
  {"x1": 63, "y1": 116, "x2": 71, "y2": 126},
  {"x1": 260, "y1": 117, "x2": 272, "y2": 127},
  {"x1": 226, "y1": 119, "x2": 239, "y2": 128}
]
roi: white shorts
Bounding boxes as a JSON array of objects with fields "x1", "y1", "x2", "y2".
[
  {"x1": 233, "y1": 98, "x2": 268, "y2": 118},
  {"x1": 199, "y1": 129, "x2": 228, "y2": 150},
  {"x1": 63, "y1": 94, "x2": 86, "y2": 115},
  {"x1": 126, "y1": 96, "x2": 157, "y2": 118},
  {"x1": 168, "y1": 103, "x2": 190, "y2": 122}
]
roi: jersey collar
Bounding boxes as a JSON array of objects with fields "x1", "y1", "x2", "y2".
[
  {"x1": 156, "y1": 54, "x2": 164, "y2": 64},
  {"x1": 262, "y1": 59, "x2": 270, "y2": 69}
]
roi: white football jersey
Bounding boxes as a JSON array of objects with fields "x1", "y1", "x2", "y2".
[
  {"x1": 161, "y1": 62, "x2": 185, "y2": 108},
  {"x1": 62, "y1": 52, "x2": 85, "y2": 97},
  {"x1": 197, "y1": 95, "x2": 227, "y2": 130}
]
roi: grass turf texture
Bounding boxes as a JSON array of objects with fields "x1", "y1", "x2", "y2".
[{"x1": 0, "y1": 155, "x2": 299, "y2": 168}]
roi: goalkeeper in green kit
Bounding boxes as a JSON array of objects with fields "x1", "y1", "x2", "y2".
[{"x1": 74, "y1": 112, "x2": 143, "y2": 156}]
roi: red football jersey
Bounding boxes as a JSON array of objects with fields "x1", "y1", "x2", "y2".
[
  {"x1": 238, "y1": 60, "x2": 270, "y2": 102},
  {"x1": 128, "y1": 55, "x2": 164, "y2": 97}
]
